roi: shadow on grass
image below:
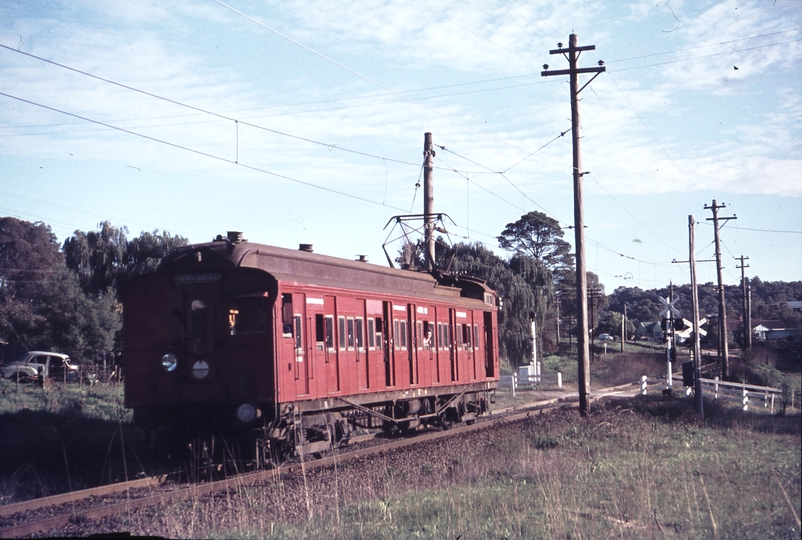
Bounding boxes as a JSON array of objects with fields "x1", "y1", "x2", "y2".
[{"x1": 0, "y1": 408, "x2": 147, "y2": 502}]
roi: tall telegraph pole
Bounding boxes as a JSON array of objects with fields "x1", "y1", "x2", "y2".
[
  {"x1": 542, "y1": 34, "x2": 604, "y2": 415},
  {"x1": 423, "y1": 132, "x2": 436, "y2": 271},
  {"x1": 736, "y1": 255, "x2": 751, "y2": 350},
  {"x1": 705, "y1": 200, "x2": 736, "y2": 379},
  {"x1": 688, "y1": 216, "x2": 704, "y2": 419}
]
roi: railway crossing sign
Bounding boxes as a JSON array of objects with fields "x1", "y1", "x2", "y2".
[{"x1": 659, "y1": 296, "x2": 681, "y2": 319}]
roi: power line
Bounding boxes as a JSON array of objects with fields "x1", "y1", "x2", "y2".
[
  {"x1": 605, "y1": 27, "x2": 802, "y2": 65},
  {"x1": 0, "y1": 90, "x2": 410, "y2": 214},
  {"x1": 609, "y1": 38, "x2": 802, "y2": 73},
  {"x1": 211, "y1": 0, "x2": 531, "y2": 154}
]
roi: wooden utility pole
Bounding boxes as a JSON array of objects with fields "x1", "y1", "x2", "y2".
[
  {"x1": 705, "y1": 200, "x2": 736, "y2": 379},
  {"x1": 621, "y1": 303, "x2": 627, "y2": 353},
  {"x1": 542, "y1": 34, "x2": 604, "y2": 416},
  {"x1": 736, "y1": 255, "x2": 751, "y2": 350},
  {"x1": 688, "y1": 216, "x2": 704, "y2": 419},
  {"x1": 423, "y1": 132, "x2": 435, "y2": 271}
]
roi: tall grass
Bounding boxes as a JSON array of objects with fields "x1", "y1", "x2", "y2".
[{"x1": 98, "y1": 396, "x2": 800, "y2": 540}]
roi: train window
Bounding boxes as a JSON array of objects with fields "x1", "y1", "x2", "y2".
[
  {"x1": 456, "y1": 324, "x2": 463, "y2": 347},
  {"x1": 338, "y1": 317, "x2": 346, "y2": 351},
  {"x1": 474, "y1": 325, "x2": 480, "y2": 350},
  {"x1": 188, "y1": 299, "x2": 212, "y2": 355},
  {"x1": 367, "y1": 318, "x2": 376, "y2": 349},
  {"x1": 416, "y1": 321, "x2": 423, "y2": 350},
  {"x1": 393, "y1": 320, "x2": 400, "y2": 350},
  {"x1": 281, "y1": 294, "x2": 293, "y2": 337},
  {"x1": 325, "y1": 315, "x2": 335, "y2": 351},
  {"x1": 437, "y1": 323, "x2": 444, "y2": 350},
  {"x1": 463, "y1": 324, "x2": 471, "y2": 349},
  {"x1": 355, "y1": 318, "x2": 364, "y2": 350},
  {"x1": 399, "y1": 320, "x2": 408, "y2": 349},
  {"x1": 423, "y1": 321, "x2": 433, "y2": 349},
  {"x1": 294, "y1": 315, "x2": 302, "y2": 351},
  {"x1": 347, "y1": 317, "x2": 355, "y2": 349},
  {"x1": 228, "y1": 298, "x2": 267, "y2": 336},
  {"x1": 375, "y1": 317, "x2": 383, "y2": 351},
  {"x1": 315, "y1": 314, "x2": 325, "y2": 351}
]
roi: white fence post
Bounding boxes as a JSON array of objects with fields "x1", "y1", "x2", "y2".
[
  {"x1": 742, "y1": 383, "x2": 748, "y2": 411},
  {"x1": 641, "y1": 375, "x2": 648, "y2": 395},
  {"x1": 557, "y1": 371, "x2": 562, "y2": 389},
  {"x1": 714, "y1": 376, "x2": 719, "y2": 400}
]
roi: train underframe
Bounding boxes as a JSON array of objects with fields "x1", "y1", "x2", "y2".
[{"x1": 135, "y1": 384, "x2": 495, "y2": 468}]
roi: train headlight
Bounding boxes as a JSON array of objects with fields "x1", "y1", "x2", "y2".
[
  {"x1": 161, "y1": 353, "x2": 178, "y2": 372},
  {"x1": 236, "y1": 403, "x2": 257, "y2": 424},
  {"x1": 192, "y1": 360, "x2": 210, "y2": 379}
]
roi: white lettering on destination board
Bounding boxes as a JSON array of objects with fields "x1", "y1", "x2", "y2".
[{"x1": 306, "y1": 298, "x2": 324, "y2": 305}]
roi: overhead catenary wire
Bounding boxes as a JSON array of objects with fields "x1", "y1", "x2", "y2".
[{"x1": 0, "y1": 91, "x2": 410, "y2": 215}]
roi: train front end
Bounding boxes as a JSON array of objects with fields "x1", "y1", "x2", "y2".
[{"x1": 122, "y1": 237, "x2": 278, "y2": 440}]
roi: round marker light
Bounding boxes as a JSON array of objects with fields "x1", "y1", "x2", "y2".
[
  {"x1": 237, "y1": 403, "x2": 257, "y2": 424},
  {"x1": 161, "y1": 353, "x2": 178, "y2": 372},
  {"x1": 192, "y1": 360, "x2": 210, "y2": 379}
]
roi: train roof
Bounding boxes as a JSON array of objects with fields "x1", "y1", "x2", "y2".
[{"x1": 158, "y1": 236, "x2": 497, "y2": 307}]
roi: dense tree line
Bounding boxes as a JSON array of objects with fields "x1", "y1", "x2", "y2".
[
  {"x1": 2, "y1": 213, "x2": 798, "y2": 367},
  {"x1": 0, "y1": 217, "x2": 187, "y2": 363}
]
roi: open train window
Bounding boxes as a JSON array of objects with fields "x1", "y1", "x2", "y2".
[
  {"x1": 462, "y1": 324, "x2": 471, "y2": 350},
  {"x1": 347, "y1": 317, "x2": 355, "y2": 350},
  {"x1": 422, "y1": 321, "x2": 433, "y2": 350},
  {"x1": 375, "y1": 317, "x2": 384, "y2": 351},
  {"x1": 474, "y1": 324, "x2": 479, "y2": 350},
  {"x1": 325, "y1": 315, "x2": 335, "y2": 352},
  {"x1": 393, "y1": 320, "x2": 401, "y2": 350},
  {"x1": 228, "y1": 297, "x2": 267, "y2": 336},
  {"x1": 281, "y1": 294, "x2": 292, "y2": 337},
  {"x1": 355, "y1": 318, "x2": 364, "y2": 350}
]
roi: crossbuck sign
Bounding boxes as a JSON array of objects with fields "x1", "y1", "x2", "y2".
[{"x1": 659, "y1": 296, "x2": 681, "y2": 319}]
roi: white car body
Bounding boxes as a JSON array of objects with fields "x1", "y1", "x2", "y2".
[{"x1": 1, "y1": 351, "x2": 78, "y2": 381}]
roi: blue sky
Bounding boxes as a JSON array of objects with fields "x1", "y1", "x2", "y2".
[{"x1": 1, "y1": 0, "x2": 800, "y2": 291}]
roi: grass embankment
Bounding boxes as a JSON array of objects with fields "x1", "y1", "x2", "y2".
[
  {"x1": 131, "y1": 396, "x2": 798, "y2": 540},
  {"x1": 0, "y1": 379, "x2": 138, "y2": 503}
]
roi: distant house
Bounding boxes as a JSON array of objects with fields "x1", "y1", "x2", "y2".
[
  {"x1": 636, "y1": 322, "x2": 663, "y2": 342},
  {"x1": 753, "y1": 320, "x2": 799, "y2": 341},
  {"x1": 787, "y1": 300, "x2": 802, "y2": 312}
]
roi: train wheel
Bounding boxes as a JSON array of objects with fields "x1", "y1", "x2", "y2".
[{"x1": 438, "y1": 411, "x2": 455, "y2": 430}]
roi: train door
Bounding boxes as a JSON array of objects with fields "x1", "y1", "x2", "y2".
[
  {"x1": 484, "y1": 311, "x2": 495, "y2": 378},
  {"x1": 282, "y1": 293, "x2": 309, "y2": 396},
  {"x1": 448, "y1": 308, "x2": 458, "y2": 382},
  {"x1": 325, "y1": 295, "x2": 340, "y2": 393},
  {"x1": 391, "y1": 303, "x2": 409, "y2": 388},
  {"x1": 355, "y1": 299, "x2": 369, "y2": 391},
  {"x1": 406, "y1": 303, "x2": 418, "y2": 386},
  {"x1": 366, "y1": 299, "x2": 382, "y2": 390},
  {"x1": 383, "y1": 301, "x2": 395, "y2": 387}
]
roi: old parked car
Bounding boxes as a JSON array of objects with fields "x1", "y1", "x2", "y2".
[
  {"x1": 597, "y1": 333, "x2": 616, "y2": 341},
  {"x1": 1, "y1": 351, "x2": 78, "y2": 381}
]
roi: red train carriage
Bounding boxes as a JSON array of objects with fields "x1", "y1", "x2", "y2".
[{"x1": 123, "y1": 233, "x2": 499, "y2": 460}]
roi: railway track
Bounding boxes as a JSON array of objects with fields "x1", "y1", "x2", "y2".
[{"x1": 0, "y1": 381, "x2": 641, "y2": 538}]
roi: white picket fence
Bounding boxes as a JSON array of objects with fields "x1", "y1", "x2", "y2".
[
  {"x1": 499, "y1": 372, "x2": 563, "y2": 397},
  {"x1": 639, "y1": 375, "x2": 783, "y2": 413}
]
